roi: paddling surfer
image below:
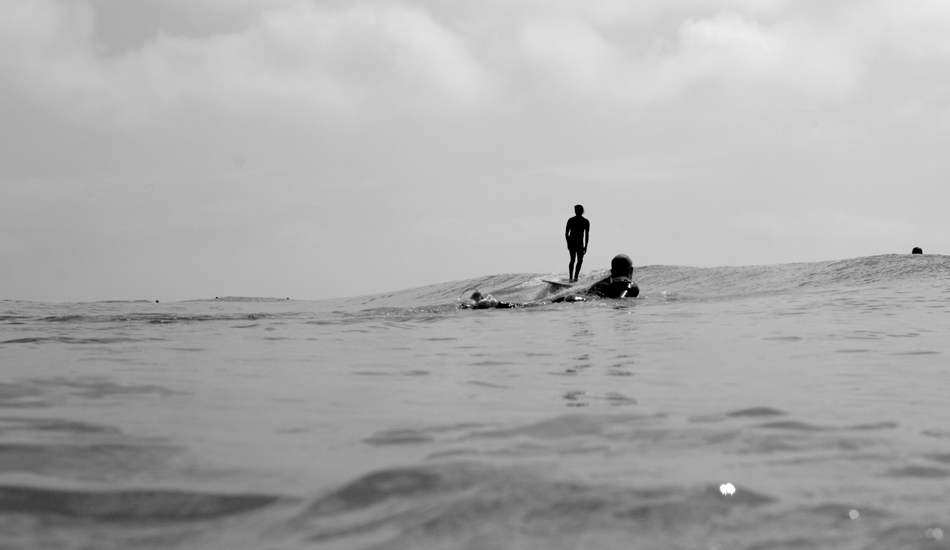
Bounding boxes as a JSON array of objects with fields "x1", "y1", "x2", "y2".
[
  {"x1": 565, "y1": 205, "x2": 589, "y2": 282},
  {"x1": 460, "y1": 290, "x2": 519, "y2": 309},
  {"x1": 586, "y1": 254, "x2": 639, "y2": 298},
  {"x1": 552, "y1": 254, "x2": 639, "y2": 302}
]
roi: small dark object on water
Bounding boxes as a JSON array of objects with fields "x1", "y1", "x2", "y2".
[{"x1": 912, "y1": 247, "x2": 923, "y2": 254}]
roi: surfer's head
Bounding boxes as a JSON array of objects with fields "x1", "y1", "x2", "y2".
[
  {"x1": 912, "y1": 247, "x2": 923, "y2": 254},
  {"x1": 470, "y1": 290, "x2": 483, "y2": 301},
  {"x1": 574, "y1": 204, "x2": 584, "y2": 215},
  {"x1": 610, "y1": 254, "x2": 634, "y2": 277}
]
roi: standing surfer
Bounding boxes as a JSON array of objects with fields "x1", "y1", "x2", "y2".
[{"x1": 565, "y1": 205, "x2": 589, "y2": 282}]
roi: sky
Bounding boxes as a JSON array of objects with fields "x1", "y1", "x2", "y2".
[{"x1": 2, "y1": 0, "x2": 949, "y2": 302}]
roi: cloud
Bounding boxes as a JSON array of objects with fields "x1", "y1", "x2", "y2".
[
  {"x1": 0, "y1": 1, "x2": 104, "y2": 119},
  {"x1": 4, "y1": 0, "x2": 949, "y2": 136},
  {"x1": 1, "y1": 0, "x2": 497, "y2": 129},
  {"x1": 3, "y1": 0, "x2": 950, "y2": 300},
  {"x1": 672, "y1": 13, "x2": 859, "y2": 100}
]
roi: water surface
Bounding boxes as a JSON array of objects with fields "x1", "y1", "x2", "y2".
[{"x1": 1, "y1": 254, "x2": 949, "y2": 548}]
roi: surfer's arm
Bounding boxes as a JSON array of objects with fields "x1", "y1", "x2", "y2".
[
  {"x1": 552, "y1": 295, "x2": 588, "y2": 303},
  {"x1": 586, "y1": 276, "x2": 610, "y2": 295}
]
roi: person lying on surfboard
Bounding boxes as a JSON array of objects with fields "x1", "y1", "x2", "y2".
[
  {"x1": 458, "y1": 290, "x2": 520, "y2": 309},
  {"x1": 553, "y1": 254, "x2": 639, "y2": 302}
]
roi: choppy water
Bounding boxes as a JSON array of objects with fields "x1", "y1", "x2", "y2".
[{"x1": 1, "y1": 254, "x2": 949, "y2": 549}]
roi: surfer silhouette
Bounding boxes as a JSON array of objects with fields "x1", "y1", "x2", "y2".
[
  {"x1": 586, "y1": 254, "x2": 639, "y2": 298},
  {"x1": 565, "y1": 205, "x2": 589, "y2": 282},
  {"x1": 552, "y1": 254, "x2": 639, "y2": 303},
  {"x1": 912, "y1": 247, "x2": 923, "y2": 254}
]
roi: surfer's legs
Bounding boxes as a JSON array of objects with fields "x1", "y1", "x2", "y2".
[{"x1": 568, "y1": 248, "x2": 584, "y2": 282}]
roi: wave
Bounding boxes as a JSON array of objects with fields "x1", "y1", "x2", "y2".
[
  {"x1": 0, "y1": 485, "x2": 280, "y2": 522},
  {"x1": 327, "y1": 254, "x2": 950, "y2": 310},
  {"x1": 187, "y1": 297, "x2": 294, "y2": 302},
  {"x1": 0, "y1": 336, "x2": 151, "y2": 345},
  {"x1": 2, "y1": 255, "x2": 944, "y2": 321},
  {"x1": 635, "y1": 253, "x2": 949, "y2": 299},
  {"x1": 283, "y1": 461, "x2": 778, "y2": 547},
  {"x1": 22, "y1": 313, "x2": 275, "y2": 325}
]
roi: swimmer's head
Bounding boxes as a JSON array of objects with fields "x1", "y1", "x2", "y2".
[
  {"x1": 610, "y1": 254, "x2": 634, "y2": 277},
  {"x1": 574, "y1": 204, "x2": 584, "y2": 215},
  {"x1": 470, "y1": 290, "x2": 483, "y2": 301},
  {"x1": 912, "y1": 247, "x2": 923, "y2": 254}
]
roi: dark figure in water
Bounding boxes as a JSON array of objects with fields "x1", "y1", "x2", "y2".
[
  {"x1": 459, "y1": 290, "x2": 519, "y2": 309},
  {"x1": 912, "y1": 247, "x2": 923, "y2": 254},
  {"x1": 553, "y1": 254, "x2": 640, "y2": 303},
  {"x1": 586, "y1": 254, "x2": 639, "y2": 298},
  {"x1": 565, "y1": 205, "x2": 589, "y2": 282}
]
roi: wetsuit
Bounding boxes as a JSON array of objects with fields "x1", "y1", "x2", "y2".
[
  {"x1": 586, "y1": 275, "x2": 639, "y2": 298},
  {"x1": 550, "y1": 275, "x2": 639, "y2": 303}
]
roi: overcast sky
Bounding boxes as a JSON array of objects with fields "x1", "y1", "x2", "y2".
[{"x1": 2, "y1": 0, "x2": 948, "y2": 302}]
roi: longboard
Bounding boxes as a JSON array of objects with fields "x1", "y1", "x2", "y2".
[{"x1": 541, "y1": 279, "x2": 576, "y2": 288}]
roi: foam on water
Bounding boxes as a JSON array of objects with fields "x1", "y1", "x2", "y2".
[{"x1": 1, "y1": 254, "x2": 949, "y2": 549}]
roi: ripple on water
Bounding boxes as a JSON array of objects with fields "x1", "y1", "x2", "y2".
[
  {"x1": 278, "y1": 463, "x2": 786, "y2": 549},
  {"x1": 0, "y1": 379, "x2": 183, "y2": 408},
  {"x1": 0, "y1": 485, "x2": 280, "y2": 522}
]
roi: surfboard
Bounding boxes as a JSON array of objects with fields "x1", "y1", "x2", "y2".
[{"x1": 541, "y1": 279, "x2": 576, "y2": 287}]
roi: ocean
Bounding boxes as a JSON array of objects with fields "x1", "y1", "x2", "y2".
[{"x1": 1, "y1": 253, "x2": 948, "y2": 549}]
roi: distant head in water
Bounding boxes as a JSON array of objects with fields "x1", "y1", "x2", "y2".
[
  {"x1": 574, "y1": 204, "x2": 584, "y2": 215},
  {"x1": 470, "y1": 290, "x2": 483, "y2": 301},
  {"x1": 912, "y1": 247, "x2": 923, "y2": 254},
  {"x1": 610, "y1": 254, "x2": 634, "y2": 278}
]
